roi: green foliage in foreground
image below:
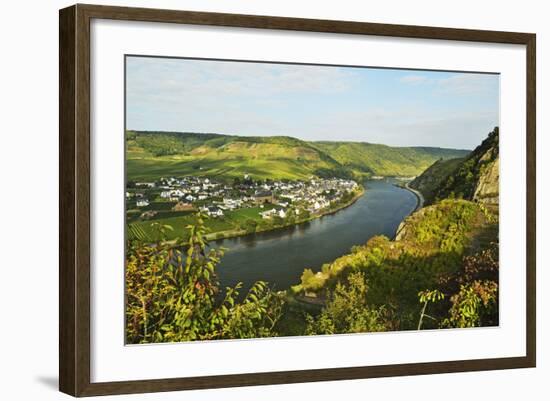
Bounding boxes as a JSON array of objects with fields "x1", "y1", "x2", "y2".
[
  {"x1": 125, "y1": 214, "x2": 283, "y2": 343},
  {"x1": 126, "y1": 203, "x2": 499, "y2": 342},
  {"x1": 306, "y1": 272, "x2": 388, "y2": 335},
  {"x1": 297, "y1": 199, "x2": 499, "y2": 333}
]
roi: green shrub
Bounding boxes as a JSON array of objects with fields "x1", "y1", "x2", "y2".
[
  {"x1": 125, "y1": 213, "x2": 284, "y2": 343},
  {"x1": 306, "y1": 272, "x2": 387, "y2": 335}
]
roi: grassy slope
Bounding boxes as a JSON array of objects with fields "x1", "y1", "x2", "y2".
[
  {"x1": 127, "y1": 132, "x2": 341, "y2": 181},
  {"x1": 126, "y1": 131, "x2": 470, "y2": 181}
]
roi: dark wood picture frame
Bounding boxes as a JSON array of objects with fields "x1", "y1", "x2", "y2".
[{"x1": 59, "y1": 3, "x2": 536, "y2": 397}]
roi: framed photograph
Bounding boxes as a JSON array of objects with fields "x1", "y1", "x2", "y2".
[{"x1": 59, "y1": 4, "x2": 536, "y2": 397}]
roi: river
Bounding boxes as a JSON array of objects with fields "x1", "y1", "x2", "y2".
[{"x1": 214, "y1": 179, "x2": 418, "y2": 292}]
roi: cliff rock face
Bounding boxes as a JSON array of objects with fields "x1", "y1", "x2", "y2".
[
  {"x1": 473, "y1": 156, "x2": 499, "y2": 205},
  {"x1": 410, "y1": 127, "x2": 499, "y2": 206}
]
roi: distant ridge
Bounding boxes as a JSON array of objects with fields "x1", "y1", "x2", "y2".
[{"x1": 125, "y1": 130, "x2": 471, "y2": 181}]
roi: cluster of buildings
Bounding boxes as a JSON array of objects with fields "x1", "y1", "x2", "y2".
[{"x1": 126, "y1": 175, "x2": 359, "y2": 220}]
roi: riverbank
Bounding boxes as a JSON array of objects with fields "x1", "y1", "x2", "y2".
[
  {"x1": 205, "y1": 187, "x2": 366, "y2": 242},
  {"x1": 390, "y1": 183, "x2": 424, "y2": 240},
  {"x1": 290, "y1": 181, "x2": 426, "y2": 303},
  {"x1": 215, "y1": 179, "x2": 418, "y2": 292},
  {"x1": 399, "y1": 182, "x2": 425, "y2": 212}
]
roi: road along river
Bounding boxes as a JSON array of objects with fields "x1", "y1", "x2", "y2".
[{"x1": 214, "y1": 179, "x2": 418, "y2": 292}]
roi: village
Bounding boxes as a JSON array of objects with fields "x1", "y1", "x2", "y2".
[{"x1": 126, "y1": 175, "x2": 360, "y2": 223}]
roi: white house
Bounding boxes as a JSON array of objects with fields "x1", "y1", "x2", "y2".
[
  {"x1": 259, "y1": 209, "x2": 277, "y2": 219},
  {"x1": 160, "y1": 189, "x2": 184, "y2": 199},
  {"x1": 206, "y1": 206, "x2": 224, "y2": 217},
  {"x1": 223, "y1": 198, "x2": 243, "y2": 210},
  {"x1": 136, "y1": 199, "x2": 150, "y2": 207}
]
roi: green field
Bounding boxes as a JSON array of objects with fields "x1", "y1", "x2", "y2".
[
  {"x1": 225, "y1": 207, "x2": 264, "y2": 221},
  {"x1": 126, "y1": 156, "x2": 319, "y2": 181},
  {"x1": 127, "y1": 214, "x2": 235, "y2": 242},
  {"x1": 126, "y1": 207, "x2": 267, "y2": 242}
]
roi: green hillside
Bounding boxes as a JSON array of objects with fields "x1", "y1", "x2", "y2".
[
  {"x1": 312, "y1": 141, "x2": 469, "y2": 177},
  {"x1": 126, "y1": 131, "x2": 343, "y2": 181},
  {"x1": 408, "y1": 157, "x2": 465, "y2": 203},
  {"x1": 284, "y1": 129, "x2": 500, "y2": 335},
  {"x1": 126, "y1": 131, "x2": 470, "y2": 181},
  {"x1": 291, "y1": 198, "x2": 499, "y2": 333},
  {"x1": 410, "y1": 127, "x2": 499, "y2": 205}
]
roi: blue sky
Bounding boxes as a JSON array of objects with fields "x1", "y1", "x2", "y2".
[{"x1": 126, "y1": 56, "x2": 499, "y2": 150}]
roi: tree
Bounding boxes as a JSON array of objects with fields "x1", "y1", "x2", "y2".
[
  {"x1": 444, "y1": 281, "x2": 498, "y2": 328},
  {"x1": 300, "y1": 269, "x2": 315, "y2": 287},
  {"x1": 126, "y1": 212, "x2": 283, "y2": 343},
  {"x1": 285, "y1": 211, "x2": 296, "y2": 225},
  {"x1": 306, "y1": 272, "x2": 386, "y2": 335},
  {"x1": 440, "y1": 242, "x2": 499, "y2": 328},
  {"x1": 417, "y1": 289, "x2": 444, "y2": 330},
  {"x1": 243, "y1": 218, "x2": 258, "y2": 234}
]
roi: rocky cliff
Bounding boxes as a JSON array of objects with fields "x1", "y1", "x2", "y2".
[
  {"x1": 472, "y1": 151, "x2": 499, "y2": 205},
  {"x1": 410, "y1": 127, "x2": 499, "y2": 205}
]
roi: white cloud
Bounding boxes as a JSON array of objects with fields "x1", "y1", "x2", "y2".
[
  {"x1": 127, "y1": 57, "x2": 355, "y2": 100},
  {"x1": 126, "y1": 57, "x2": 499, "y2": 149},
  {"x1": 435, "y1": 73, "x2": 499, "y2": 95},
  {"x1": 399, "y1": 73, "x2": 499, "y2": 97},
  {"x1": 399, "y1": 75, "x2": 428, "y2": 84},
  {"x1": 305, "y1": 106, "x2": 498, "y2": 149},
  {"x1": 126, "y1": 57, "x2": 362, "y2": 138}
]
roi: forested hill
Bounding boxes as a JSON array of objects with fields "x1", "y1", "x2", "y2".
[
  {"x1": 312, "y1": 141, "x2": 469, "y2": 177},
  {"x1": 125, "y1": 131, "x2": 470, "y2": 181},
  {"x1": 410, "y1": 127, "x2": 499, "y2": 205},
  {"x1": 407, "y1": 158, "x2": 465, "y2": 203}
]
